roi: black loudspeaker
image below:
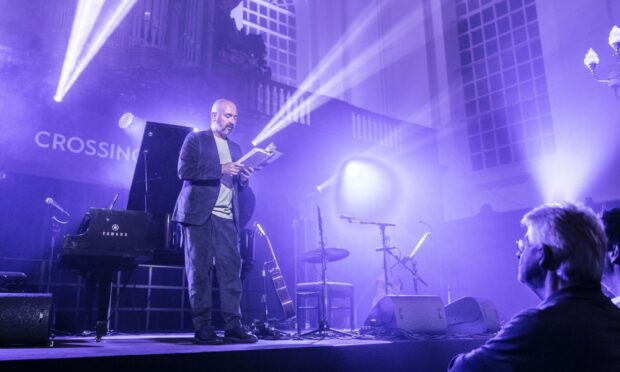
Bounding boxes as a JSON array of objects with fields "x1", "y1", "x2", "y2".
[
  {"x1": 0, "y1": 293, "x2": 52, "y2": 345},
  {"x1": 445, "y1": 296, "x2": 500, "y2": 335},
  {"x1": 364, "y1": 295, "x2": 447, "y2": 334}
]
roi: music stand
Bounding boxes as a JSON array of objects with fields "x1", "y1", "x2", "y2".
[
  {"x1": 300, "y1": 207, "x2": 352, "y2": 338},
  {"x1": 387, "y1": 228, "x2": 431, "y2": 294}
]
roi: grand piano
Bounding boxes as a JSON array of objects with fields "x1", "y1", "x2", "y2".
[
  {"x1": 61, "y1": 122, "x2": 255, "y2": 339},
  {"x1": 60, "y1": 122, "x2": 192, "y2": 339}
]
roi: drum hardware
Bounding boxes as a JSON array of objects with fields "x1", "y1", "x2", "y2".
[{"x1": 300, "y1": 207, "x2": 352, "y2": 338}]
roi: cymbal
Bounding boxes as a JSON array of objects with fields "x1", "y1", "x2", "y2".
[{"x1": 302, "y1": 247, "x2": 350, "y2": 263}]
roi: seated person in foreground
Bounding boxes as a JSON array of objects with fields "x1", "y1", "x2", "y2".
[
  {"x1": 448, "y1": 202, "x2": 620, "y2": 372},
  {"x1": 602, "y1": 208, "x2": 620, "y2": 306}
]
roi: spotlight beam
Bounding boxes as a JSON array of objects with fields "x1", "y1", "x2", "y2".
[
  {"x1": 54, "y1": 0, "x2": 105, "y2": 102},
  {"x1": 253, "y1": 2, "x2": 384, "y2": 141},
  {"x1": 54, "y1": 0, "x2": 137, "y2": 102},
  {"x1": 62, "y1": 0, "x2": 137, "y2": 101},
  {"x1": 253, "y1": 5, "x2": 425, "y2": 145}
]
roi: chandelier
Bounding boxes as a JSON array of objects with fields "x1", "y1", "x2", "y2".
[{"x1": 584, "y1": 26, "x2": 620, "y2": 99}]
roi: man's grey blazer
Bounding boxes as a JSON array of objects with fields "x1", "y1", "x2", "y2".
[{"x1": 172, "y1": 129, "x2": 245, "y2": 228}]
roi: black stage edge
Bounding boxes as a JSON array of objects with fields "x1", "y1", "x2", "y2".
[{"x1": 0, "y1": 333, "x2": 487, "y2": 372}]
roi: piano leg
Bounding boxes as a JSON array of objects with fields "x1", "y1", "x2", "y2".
[
  {"x1": 80, "y1": 271, "x2": 97, "y2": 335},
  {"x1": 95, "y1": 272, "x2": 113, "y2": 342}
]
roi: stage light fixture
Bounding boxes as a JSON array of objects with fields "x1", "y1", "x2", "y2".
[
  {"x1": 118, "y1": 112, "x2": 134, "y2": 128},
  {"x1": 315, "y1": 174, "x2": 337, "y2": 194}
]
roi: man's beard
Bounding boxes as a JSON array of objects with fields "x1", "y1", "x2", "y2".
[{"x1": 519, "y1": 261, "x2": 546, "y2": 290}]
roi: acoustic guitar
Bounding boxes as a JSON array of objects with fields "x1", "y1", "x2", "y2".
[{"x1": 255, "y1": 223, "x2": 296, "y2": 320}]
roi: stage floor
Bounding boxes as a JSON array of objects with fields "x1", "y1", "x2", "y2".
[{"x1": 0, "y1": 332, "x2": 488, "y2": 372}]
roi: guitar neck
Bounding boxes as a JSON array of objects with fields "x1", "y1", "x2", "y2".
[{"x1": 263, "y1": 236, "x2": 295, "y2": 320}]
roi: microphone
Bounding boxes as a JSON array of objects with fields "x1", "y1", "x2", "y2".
[
  {"x1": 45, "y1": 197, "x2": 70, "y2": 217},
  {"x1": 254, "y1": 221, "x2": 266, "y2": 237}
]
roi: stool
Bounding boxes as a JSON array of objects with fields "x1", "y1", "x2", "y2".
[{"x1": 296, "y1": 281, "x2": 354, "y2": 332}]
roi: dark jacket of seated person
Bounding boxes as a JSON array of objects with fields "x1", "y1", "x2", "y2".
[{"x1": 448, "y1": 202, "x2": 620, "y2": 372}]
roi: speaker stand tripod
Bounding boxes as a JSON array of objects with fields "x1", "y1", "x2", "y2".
[{"x1": 300, "y1": 207, "x2": 352, "y2": 338}]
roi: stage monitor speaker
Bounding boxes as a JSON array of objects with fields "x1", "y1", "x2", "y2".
[
  {"x1": 364, "y1": 295, "x2": 447, "y2": 334},
  {"x1": 445, "y1": 296, "x2": 500, "y2": 335},
  {"x1": 0, "y1": 293, "x2": 52, "y2": 346}
]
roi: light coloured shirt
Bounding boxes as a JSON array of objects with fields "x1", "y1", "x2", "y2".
[{"x1": 212, "y1": 135, "x2": 233, "y2": 219}]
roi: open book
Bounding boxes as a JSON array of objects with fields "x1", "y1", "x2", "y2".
[{"x1": 237, "y1": 142, "x2": 282, "y2": 170}]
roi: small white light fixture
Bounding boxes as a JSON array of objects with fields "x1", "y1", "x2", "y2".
[
  {"x1": 118, "y1": 112, "x2": 134, "y2": 128},
  {"x1": 583, "y1": 48, "x2": 600, "y2": 72},
  {"x1": 608, "y1": 25, "x2": 620, "y2": 52},
  {"x1": 584, "y1": 26, "x2": 620, "y2": 99}
]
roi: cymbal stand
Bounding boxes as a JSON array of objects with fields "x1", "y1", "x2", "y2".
[{"x1": 300, "y1": 207, "x2": 351, "y2": 338}]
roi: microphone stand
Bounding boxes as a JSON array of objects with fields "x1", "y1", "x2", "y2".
[
  {"x1": 45, "y1": 216, "x2": 67, "y2": 293},
  {"x1": 341, "y1": 216, "x2": 395, "y2": 296},
  {"x1": 143, "y1": 150, "x2": 149, "y2": 212},
  {"x1": 45, "y1": 208, "x2": 69, "y2": 339}
]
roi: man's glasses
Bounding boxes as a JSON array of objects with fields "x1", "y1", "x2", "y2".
[{"x1": 515, "y1": 235, "x2": 529, "y2": 258}]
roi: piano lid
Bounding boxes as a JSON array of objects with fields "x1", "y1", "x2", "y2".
[
  {"x1": 126, "y1": 122, "x2": 193, "y2": 266},
  {"x1": 127, "y1": 121, "x2": 193, "y2": 214}
]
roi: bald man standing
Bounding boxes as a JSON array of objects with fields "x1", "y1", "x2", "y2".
[{"x1": 173, "y1": 99, "x2": 257, "y2": 344}]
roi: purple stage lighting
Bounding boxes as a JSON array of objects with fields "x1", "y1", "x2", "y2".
[
  {"x1": 54, "y1": 0, "x2": 105, "y2": 102},
  {"x1": 345, "y1": 161, "x2": 362, "y2": 178},
  {"x1": 252, "y1": 3, "x2": 424, "y2": 145},
  {"x1": 55, "y1": 0, "x2": 137, "y2": 102},
  {"x1": 336, "y1": 157, "x2": 399, "y2": 218}
]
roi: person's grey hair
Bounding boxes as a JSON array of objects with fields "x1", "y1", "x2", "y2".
[
  {"x1": 521, "y1": 201, "x2": 607, "y2": 284},
  {"x1": 211, "y1": 99, "x2": 234, "y2": 115}
]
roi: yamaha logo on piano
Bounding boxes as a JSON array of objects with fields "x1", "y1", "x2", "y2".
[{"x1": 101, "y1": 223, "x2": 129, "y2": 237}]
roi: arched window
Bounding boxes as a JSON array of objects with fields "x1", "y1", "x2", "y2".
[{"x1": 241, "y1": 0, "x2": 297, "y2": 85}]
